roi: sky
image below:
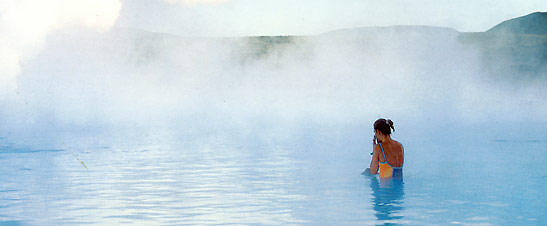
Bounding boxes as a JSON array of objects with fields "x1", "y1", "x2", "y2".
[{"x1": 114, "y1": 0, "x2": 547, "y2": 36}]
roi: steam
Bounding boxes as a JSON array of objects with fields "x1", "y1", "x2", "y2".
[
  {"x1": 1, "y1": 24, "x2": 546, "y2": 138},
  {"x1": 0, "y1": 0, "x2": 121, "y2": 95}
]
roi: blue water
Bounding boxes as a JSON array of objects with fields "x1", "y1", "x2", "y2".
[{"x1": 1, "y1": 127, "x2": 546, "y2": 225}]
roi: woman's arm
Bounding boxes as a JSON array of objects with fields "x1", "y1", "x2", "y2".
[{"x1": 369, "y1": 144, "x2": 380, "y2": 174}]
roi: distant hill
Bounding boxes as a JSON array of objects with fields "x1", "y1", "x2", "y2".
[
  {"x1": 456, "y1": 12, "x2": 547, "y2": 81},
  {"x1": 321, "y1": 25, "x2": 458, "y2": 36},
  {"x1": 487, "y1": 12, "x2": 547, "y2": 34},
  {"x1": 42, "y1": 12, "x2": 547, "y2": 83}
]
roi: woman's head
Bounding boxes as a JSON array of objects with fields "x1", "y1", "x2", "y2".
[{"x1": 374, "y1": 118, "x2": 394, "y2": 135}]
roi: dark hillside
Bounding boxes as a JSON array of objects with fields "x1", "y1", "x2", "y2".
[
  {"x1": 459, "y1": 12, "x2": 547, "y2": 81},
  {"x1": 487, "y1": 12, "x2": 547, "y2": 35}
]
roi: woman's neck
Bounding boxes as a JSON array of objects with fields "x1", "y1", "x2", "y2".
[{"x1": 380, "y1": 135, "x2": 392, "y2": 143}]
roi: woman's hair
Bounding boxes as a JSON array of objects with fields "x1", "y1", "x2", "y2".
[{"x1": 374, "y1": 118, "x2": 395, "y2": 135}]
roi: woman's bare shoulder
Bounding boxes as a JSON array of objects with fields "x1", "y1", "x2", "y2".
[{"x1": 393, "y1": 140, "x2": 404, "y2": 149}]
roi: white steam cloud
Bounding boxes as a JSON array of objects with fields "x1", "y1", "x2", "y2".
[
  {"x1": 0, "y1": 0, "x2": 121, "y2": 95},
  {"x1": 1, "y1": 24, "x2": 545, "y2": 139}
]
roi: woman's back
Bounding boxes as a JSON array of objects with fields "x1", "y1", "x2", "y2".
[{"x1": 378, "y1": 140, "x2": 404, "y2": 167}]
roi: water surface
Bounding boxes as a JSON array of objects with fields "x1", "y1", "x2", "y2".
[{"x1": 1, "y1": 128, "x2": 546, "y2": 225}]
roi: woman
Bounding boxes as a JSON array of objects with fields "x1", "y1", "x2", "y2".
[{"x1": 363, "y1": 119, "x2": 404, "y2": 178}]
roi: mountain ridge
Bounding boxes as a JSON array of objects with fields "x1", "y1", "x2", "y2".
[
  {"x1": 112, "y1": 12, "x2": 547, "y2": 38},
  {"x1": 320, "y1": 25, "x2": 459, "y2": 36},
  {"x1": 487, "y1": 12, "x2": 547, "y2": 35}
]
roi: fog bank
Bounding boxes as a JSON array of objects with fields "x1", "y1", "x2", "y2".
[{"x1": 1, "y1": 26, "x2": 546, "y2": 140}]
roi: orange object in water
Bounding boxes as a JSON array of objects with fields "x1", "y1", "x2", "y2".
[{"x1": 378, "y1": 143, "x2": 403, "y2": 179}]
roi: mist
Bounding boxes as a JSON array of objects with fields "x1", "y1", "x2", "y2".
[{"x1": 1, "y1": 25, "x2": 546, "y2": 142}]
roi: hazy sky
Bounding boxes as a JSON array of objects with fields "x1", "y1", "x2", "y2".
[{"x1": 115, "y1": 0, "x2": 547, "y2": 36}]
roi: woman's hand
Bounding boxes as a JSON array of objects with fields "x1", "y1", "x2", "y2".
[{"x1": 371, "y1": 136, "x2": 377, "y2": 155}]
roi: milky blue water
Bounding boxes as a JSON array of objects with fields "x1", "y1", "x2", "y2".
[{"x1": 1, "y1": 127, "x2": 546, "y2": 225}]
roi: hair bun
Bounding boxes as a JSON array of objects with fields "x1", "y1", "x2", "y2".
[{"x1": 386, "y1": 119, "x2": 395, "y2": 131}]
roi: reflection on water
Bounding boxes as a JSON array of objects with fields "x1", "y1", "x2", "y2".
[{"x1": 369, "y1": 176, "x2": 405, "y2": 225}]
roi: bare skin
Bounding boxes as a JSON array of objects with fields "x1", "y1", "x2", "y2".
[{"x1": 368, "y1": 130, "x2": 404, "y2": 175}]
